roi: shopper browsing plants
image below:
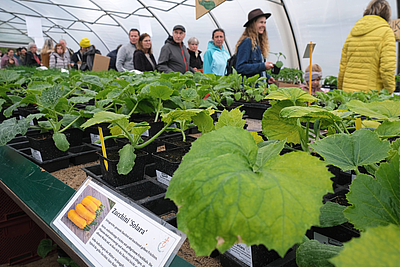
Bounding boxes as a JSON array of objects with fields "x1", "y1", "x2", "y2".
[
  {"x1": 203, "y1": 28, "x2": 230, "y2": 75},
  {"x1": 235, "y1": 8, "x2": 275, "y2": 84},
  {"x1": 338, "y1": 0, "x2": 396, "y2": 93},
  {"x1": 300, "y1": 64, "x2": 328, "y2": 95}
]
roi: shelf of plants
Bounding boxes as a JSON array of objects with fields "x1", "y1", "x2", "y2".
[{"x1": 0, "y1": 67, "x2": 399, "y2": 267}]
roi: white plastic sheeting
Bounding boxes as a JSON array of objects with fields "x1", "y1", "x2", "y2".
[{"x1": 0, "y1": 0, "x2": 397, "y2": 76}]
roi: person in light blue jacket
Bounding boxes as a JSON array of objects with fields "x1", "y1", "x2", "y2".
[{"x1": 203, "y1": 29, "x2": 230, "y2": 75}]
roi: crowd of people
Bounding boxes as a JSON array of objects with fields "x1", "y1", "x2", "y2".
[{"x1": 0, "y1": 0, "x2": 396, "y2": 94}]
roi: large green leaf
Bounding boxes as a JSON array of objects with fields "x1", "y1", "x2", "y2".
[
  {"x1": 0, "y1": 118, "x2": 30, "y2": 145},
  {"x1": 347, "y1": 100, "x2": 400, "y2": 121},
  {"x1": 81, "y1": 74, "x2": 103, "y2": 87},
  {"x1": 265, "y1": 87, "x2": 318, "y2": 103},
  {"x1": 52, "y1": 132, "x2": 70, "y2": 151},
  {"x1": 375, "y1": 121, "x2": 400, "y2": 138},
  {"x1": 166, "y1": 126, "x2": 332, "y2": 257},
  {"x1": 162, "y1": 109, "x2": 203, "y2": 124},
  {"x1": 280, "y1": 106, "x2": 341, "y2": 124},
  {"x1": 28, "y1": 81, "x2": 52, "y2": 92},
  {"x1": 149, "y1": 85, "x2": 173, "y2": 100},
  {"x1": 330, "y1": 224, "x2": 400, "y2": 267},
  {"x1": 310, "y1": 129, "x2": 390, "y2": 171},
  {"x1": 344, "y1": 155, "x2": 400, "y2": 230},
  {"x1": 215, "y1": 108, "x2": 246, "y2": 129},
  {"x1": 80, "y1": 111, "x2": 128, "y2": 129},
  {"x1": 262, "y1": 101, "x2": 304, "y2": 144},
  {"x1": 69, "y1": 96, "x2": 93, "y2": 104},
  {"x1": 181, "y1": 88, "x2": 197, "y2": 102},
  {"x1": 296, "y1": 240, "x2": 342, "y2": 267},
  {"x1": 0, "y1": 70, "x2": 20, "y2": 83},
  {"x1": 117, "y1": 144, "x2": 136, "y2": 175}
]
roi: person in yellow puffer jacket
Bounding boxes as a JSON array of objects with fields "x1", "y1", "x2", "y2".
[{"x1": 338, "y1": 0, "x2": 396, "y2": 93}]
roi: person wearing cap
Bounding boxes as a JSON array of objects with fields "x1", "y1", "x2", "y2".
[
  {"x1": 157, "y1": 25, "x2": 194, "y2": 74},
  {"x1": 116, "y1": 28, "x2": 140, "y2": 72},
  {"x1": 235, "y1": 8, "x2": 275, "y2": 83},
  {"x1": 71, "y1": 38, "x2": 101, "y2": 71}
]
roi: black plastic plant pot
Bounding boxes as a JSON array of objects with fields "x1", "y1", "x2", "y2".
[
  {"x1": 271, "y1": 64, "x2": 281, "y2": 75},
  {"x1": 6, "y1": 136, "x2": 28, "y2": 145},
  {"x1": 242, "y1": 102, "x2": 271, "y2": 120},
  {"x1": 160, "y1": 135, "x2": 197, "y2": 149},
  {"x1": 17, "y1": 148, "x2": 71, "y2": 172},
  {"x1": 328, "y1": 165, "x2": 353, "y2": 186},
  {"x1": 26, "y1": 132, "x2": 69, "y2": 162},
  {"x1": 64, "y1": 128, "x2": 84, "y2": 147},
  {"x1": 220, "y1": 244, "x2": 296, "y2": 267},
  {"x1": 138, "y1": 194, "x2": 178, "y2": 227},
  {"x1": 306, "y1": 223, "x2": 360, "y2": 246},
  {"x1": 117, "y1": 179, "x2": 166, "y2": 202},
  {"x1": 152, "y1": 147, "x2": 189, "y2": 178},
  {"x1": 68, "y1": 144, "x2": 98, "y2": 165},
  {"x1": 81, "y1": 164, "x2": 102, "y2": 180},
  {"x1": 7, "y1": 141, "x2": 30, "y2": 151},
  {"x1": 98, "y1": 148, "x2": 148, "y2": 188}
]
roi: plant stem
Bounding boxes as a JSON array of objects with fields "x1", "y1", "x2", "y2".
[
  {"x1": 135, "y1": 121, "x2": 173, "y2": 149},
  {"x1": 354, "y1": 168, "x2": 361, "y2": 176},
  {"x1": 333, "y1": 122, "x2": 344, "y2": 134},
  {"x1": 341, "y1": 121, "x2": 350, "y2": 134},
  {"x1": 115, "y1": 121, "x2": 135, "y2": 146},
  {"x1": 128, "y1": 101, "x2": 140, "y2": 117},
  {"x1": 154, "y1": 98, "x2": 162, "y2": 122},
  {"x1": 59, "y1": 115, "x2": 82, "y2": 133}
]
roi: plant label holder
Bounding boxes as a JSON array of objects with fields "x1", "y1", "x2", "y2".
[
  {"x1": 303, "y1": 42, "x2": 316, "y2": 98},
  {"x1": 51, "y1": 177, "x2": 187, "y2": 267}
]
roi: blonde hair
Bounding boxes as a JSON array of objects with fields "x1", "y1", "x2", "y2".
[
  {"x1": 305, "y1": 64, "x2": 322, "y2": 72},
  {"x1": 41, "y1": 39, "x2": 54, "y2": 54},
  {"x1": 235, "y1": 19, "x2": 269, "y2": 58},
  {"x1": 364, "y1": 0, "x2": 391, "y2": 22}
]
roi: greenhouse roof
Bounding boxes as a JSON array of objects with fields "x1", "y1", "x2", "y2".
[{"x1": 0, "y1": 0, "x2": 398, "y2": 77}]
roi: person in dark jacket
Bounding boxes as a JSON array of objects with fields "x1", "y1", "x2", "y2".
[
  {"x1": 24, "y1": 42, "x2": 42, "y2": 67},
  {"x1": 106, "y1": 45, "x2": 122, "y2": 71},
  {"x1": 71, "y1": 38, "x2": 101, "y2": 71},
  {"x1": 133, "y1": 33, "x2": 157, "y2": 72},
  {"x1": 235, "y1": 8, "x2": 275, "y2": 83},
  {"x1": 157, "y1": 25, "x2": 194, "y2": 74},
  {"x1": 187, "y1": 37, "x2": 202, "y2": 70}
]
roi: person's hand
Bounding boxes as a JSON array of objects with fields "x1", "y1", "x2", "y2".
[
  {"x1": 193, "y1": 67, "x2": 197, "y2": 71},
  {"x1": 268, "y1": 76, "x2": 275, "y2": 84},
  {"x1": 265, "y1": 61, "x2": 274, "y2": 70}
]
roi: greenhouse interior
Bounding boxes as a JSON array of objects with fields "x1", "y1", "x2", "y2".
[{"x1": 0, "y1": 0, "x2": 399, "y2": 266}]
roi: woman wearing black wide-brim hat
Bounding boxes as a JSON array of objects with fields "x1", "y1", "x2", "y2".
[{"x1": 235, "y1": 8, "x2": 275, "y2": 84}]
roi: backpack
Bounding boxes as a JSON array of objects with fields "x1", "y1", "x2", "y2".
[{"x1": 225, "y1": 54, "x2": 237, "y2": 76}]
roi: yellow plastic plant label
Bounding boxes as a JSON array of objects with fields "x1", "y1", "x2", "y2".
[{"x1": 98, "y1": 127, "x2": 108, "y2": 171}]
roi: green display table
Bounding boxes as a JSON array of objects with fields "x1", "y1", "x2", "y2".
[{"x1": 0, "y1": 145, "x2": 192, "y2": 267}]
